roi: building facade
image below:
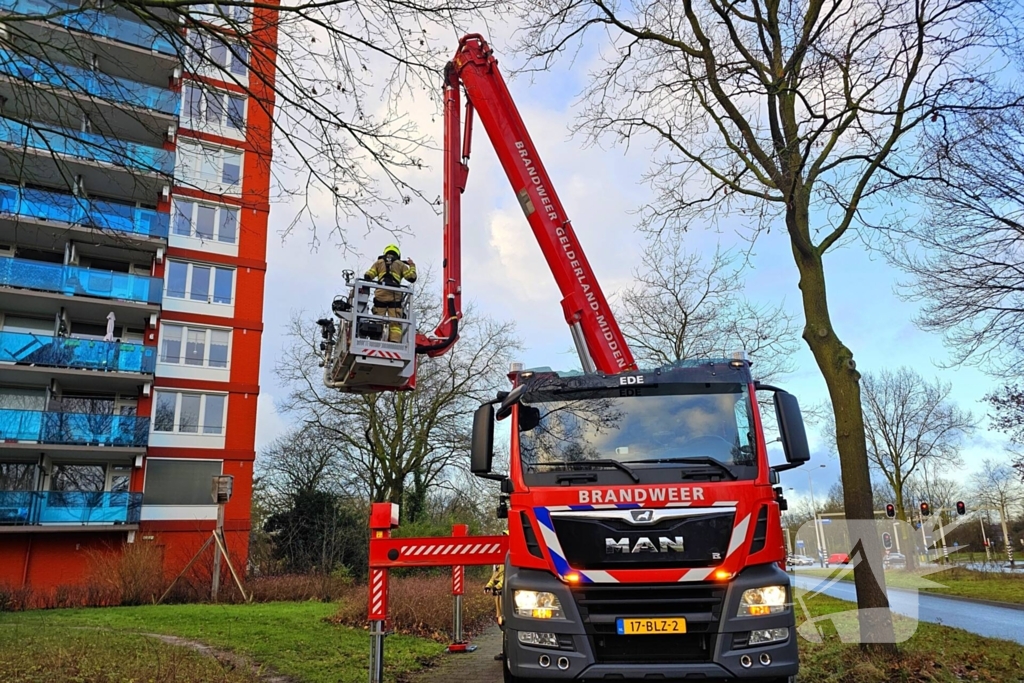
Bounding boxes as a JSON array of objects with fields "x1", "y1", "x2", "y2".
[{"x1": 0, "y1": 0, "x2": 276, "y2": 596}]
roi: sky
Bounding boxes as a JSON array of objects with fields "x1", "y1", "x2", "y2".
[{"x1": 254, "y1": 26, "x2": 1014, "y2": 508}]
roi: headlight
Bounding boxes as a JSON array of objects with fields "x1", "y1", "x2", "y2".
[
  {"x1": 513, "y1": 590, "x2": 564, "y2": 619},
  {"x1": 738, "y1": 585, "x2": 788, "y2": 616}
]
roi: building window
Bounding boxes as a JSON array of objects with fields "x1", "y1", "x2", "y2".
[
  {"x1": 164, "y1": 261, "x2": 235, "y2": 304},
  {"x1": 0, "y1": 462, "x2": 36, "y2": 490},
  {"x1": 172, "y1": 199, "x2": 238, "y2": 244},
  {"x1": 143, "y1": 459, "x2": 222, "y2": 505},
  {"x1": 191, "y1": 2, "x2": 252, "y2": 25},
  {"x1": 175, "y1": 141, "x2": 243, "y2": 193},
  {"x1": 153, "y1": 391, "x2": 227, "y2": 435},
  {"x1": 160, "y1": 323, "x2": 231, "y2": 368},
  {"x1": 50, "y1": 464, "x2": 105, "y2": 491},
  {"x1": 182, "y1": 84, "x2": 246, "y2": 132},
  {"x1": 186, "y1": 30, "x2": 248, "y2": 77}
]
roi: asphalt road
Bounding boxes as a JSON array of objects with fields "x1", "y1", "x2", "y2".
[{"x1": 790, "y1": 574, "x2": 1024, "y2": 644}]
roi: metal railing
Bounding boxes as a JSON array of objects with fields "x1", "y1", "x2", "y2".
[
  {"x1": 0, "y1": 117, "x2": 175, "y2": 175},
  {"x1": 0, "y1": 0, "x2": 178, "y2": 55},
  {"x1": 0, "y1": 48, "x2": 179, "y2": 114},
  {"x1": 0, "y1": 408, "x2": 150, "y2": 446},
  {"x1": 0, "y1": 490, "x2": 143, "y2": 525},
  {"x1": 0, "y1": 255, "x2": 162, "y2": 304},
  {"x1": 0, "y1": 182, "x2": 169, "y2": 238},
  {"x1": 0, "y1": 330, "x2": 156, "y2": 373}
]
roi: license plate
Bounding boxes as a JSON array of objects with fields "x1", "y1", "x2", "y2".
[{"x1": 616, "y1": 617, "x2": 687, "y2": 635}]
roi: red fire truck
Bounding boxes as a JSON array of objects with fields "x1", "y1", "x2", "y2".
[{"x1": 320, "y1": 34, "x2": 810, "y2": 682}]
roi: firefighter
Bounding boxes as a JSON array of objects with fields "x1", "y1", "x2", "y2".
[
  {"x1": 485, "y1": 530, "x2": 509, "y2": 627},
  {"x1": 364, "y1": 244, "x2": 416, "y2": 343}
]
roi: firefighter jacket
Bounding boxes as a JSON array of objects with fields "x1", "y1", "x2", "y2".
[
  {"x1": 486, "y1": 563, "x2": 504, "y2": 592},
  {"x1": 364, "y1": 257, "x2": 417, "y2": 305}
]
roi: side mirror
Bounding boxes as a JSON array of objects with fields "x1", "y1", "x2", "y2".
[
  {"x1": 495, "y1": 384, "x2": 527, "y2": 421},
  {"x1": 774, "y1": 391, "x2": 810, "y2": 466},
  {"x1": 471, "y1": 403, "x2": 495, "y2": 475},
  {"x1": 519, "y1": 405, "x2": 541, "y2": 432}
]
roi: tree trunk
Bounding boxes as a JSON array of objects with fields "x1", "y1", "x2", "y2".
[
  {"x1": 792, "y1": 244, "x2": 897, "y2": 652},
  {"x1": 894, "y1": 488, "x2": 918, "y2": 571}
]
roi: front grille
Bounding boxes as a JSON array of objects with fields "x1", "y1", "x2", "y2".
[
  {"x1": 572, "y1": 583, "x2": 724, "y2": 663},
  {"x1": 590, "y1": 633, "x2": 710, "y2": 663}
]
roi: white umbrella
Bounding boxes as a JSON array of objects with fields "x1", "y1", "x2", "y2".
[{"x1": 104, "y1": 312, "x2": 116, "y2": 342}]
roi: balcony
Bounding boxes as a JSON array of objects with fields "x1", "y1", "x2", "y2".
[
  {"x1": 0, "y1": 490, "x2": 142, "y2": 527},
  {"x1": 0, "y1": 331, "x2": 155, "y2": 374},
  {"x1": 0, "y1": 0, "x2": 177, "y2": 54},
  {"x1": 0, "y1": 118, "x2": 173, "y2": 202},
  {"x1": 0, "y1": 408, "x2": 149, "y2": 447},
  {"x1": 0, "y1": 182, "x2": 169, "y2": 241},
  {"x1": 0, "y1": 256, "x2": 161, "y2": 304},
  {"x1": 0, "y1": 49, "x2": 179, "y2": 115}
]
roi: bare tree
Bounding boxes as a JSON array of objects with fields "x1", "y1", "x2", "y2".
[
  {"x1": 276, "y1": 296, "x2": 520, "y2": 506},
  {"x1": 856, "y1": 368, "x2": 973, "y2": 523},
  {"x1": 892, "y1": 105, "x2": 1024, "y2": 372},
  {"x1": 618, "y1": 234, "x2": 799, "y2": 381},
  {"x1": 256, "y1": 423, "x2": 352, "y2": 506},
  {"x1": 0, "y1": 0, "x2": 505, "y2": 243},
  {"x1": 986, "y1": 384, "x2": 1024, "y2": 478},
  {"x1": 970, "y1": 458, "x2": 1024, "y2": 565},
  {"x1": 515, "y1": 0, "x2": 1021, "y2": 647}
]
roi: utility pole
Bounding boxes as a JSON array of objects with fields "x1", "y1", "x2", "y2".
[{"x1": 979, "y1": 512, "x2": 990, "y2": 561}]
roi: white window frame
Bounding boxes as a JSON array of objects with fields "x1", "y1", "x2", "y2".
[
  {"x1": 181, "y1": 83, "x2": 247, "y2": 138},
  {"x1": 164, "y1": 259, "x2": 235, "y2": 306},
  {"x1": 158, "y1": 322, "x2": 231, "y2": 369},
  {"x1": 190, "y1": 2, "x2": 252, "y2": 28},
  {"x1": 171, "y1": 198, "x2": 239, "y2": 245},
  {"x1": 185, "y1": 29, "x2": 249, "y2": 82},
  {"x1": 175, "y1": 140, "x2": 243, "y2": 196},
  {"x1": 152, "y1": 390, "x2": 228, "y2": 436}
]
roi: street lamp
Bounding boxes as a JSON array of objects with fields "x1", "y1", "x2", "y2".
[{"x1": 806, "y1": 464, "x2": 827, "y2": 567}]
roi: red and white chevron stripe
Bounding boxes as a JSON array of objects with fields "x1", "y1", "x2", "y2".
[
  {"x1": 368, "y1": 568, "x2": 388, "y2": 620},
  {"x1": 452, "y1": 565, "x2": 464, "y2": 595},
  {"x1": 361, "y1": 349, "x2": 404, "y2": 359},
  {"x1": 400, "y1": 542, "x2": 502, "y2": 556}
]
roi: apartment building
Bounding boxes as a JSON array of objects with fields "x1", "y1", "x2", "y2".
[{"x1": 0, "y1": 0, "x2": 276, "y2": 594}]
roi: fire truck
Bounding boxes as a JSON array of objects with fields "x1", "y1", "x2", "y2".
[{"x1": 319, "y1": 35, "x2": 809, "y2": 683}]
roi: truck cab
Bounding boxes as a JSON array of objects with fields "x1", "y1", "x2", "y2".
[{"x1": 471, "y1": 358, "x2": 809, "y2": 682}]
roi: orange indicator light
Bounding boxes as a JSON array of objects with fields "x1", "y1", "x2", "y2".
[
  {"x1": 565, "y1": 573, "x2": 580, "y2": 584},
  {"x1": 714, "y1": 569, "x2": 732, "y2": 581}
]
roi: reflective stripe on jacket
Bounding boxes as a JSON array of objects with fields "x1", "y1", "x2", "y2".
[{"x1": 364, "y1": 258, "x2": 416, "y2": 303}]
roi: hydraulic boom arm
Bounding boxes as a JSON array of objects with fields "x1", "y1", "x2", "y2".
[{"x1": 418, "y1": 34, "x2": 636, "y2": 374}]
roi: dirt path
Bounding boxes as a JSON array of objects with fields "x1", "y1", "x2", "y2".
[{"x1": 402, "y1": 626, "x2": 503, "y2": 683}]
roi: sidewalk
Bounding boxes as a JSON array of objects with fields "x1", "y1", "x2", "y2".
[{"x1": 403, "y1": 626, "x2": 503, "y2": 683}]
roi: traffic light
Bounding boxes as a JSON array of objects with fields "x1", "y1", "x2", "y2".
[
  {"x1": 920, "y1": 502, "x2": 931, "y2": 517},
  {"x1": 885, "y1": 503, "x2": 895, "y2": 518},
  {"x1": 956, "y1": 501, "x2": 967, "y2": 516},
  {"x1": 882, "y1": 532, "x2": 893, "y2": 550}
]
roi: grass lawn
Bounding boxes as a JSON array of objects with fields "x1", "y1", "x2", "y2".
[
  {"x1": 797, "y1": 566, "x2": 1024, "y2": 605},
  {"x1": 0, "y1": 602, "x2": 443, "y2": 683},
  {"x1": 797, "y1": 590, "x2": 1024, "y2": 682}
]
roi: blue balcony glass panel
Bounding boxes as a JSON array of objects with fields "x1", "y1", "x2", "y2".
[
  {"x1": 0, "y1": 408, "x2": 149, "y2": 446},
  {"x1": 0, "y1": 182, "x2": 169, "y2": 238},
  {"x1": 0, "y1": 49, "x2": 179, "y2": 115},
  {"x1": 0, "y1": 331, "x2": 156, "y2": 373},
  {"x1": 38, "y1": 491, "x2": 142, "y2": 524},
  {"x1": 0, "y1": 491, "x2": 142, "y2": 525},
  {"x1": 0, "y1": 0, "x2": 177, "y2": 56},
  {"x1": 0, "y1": 256, "x2": 163, "y2": 304},
  {"x1": 0, "y1": 118, "x2": 175, "y2": 175}
]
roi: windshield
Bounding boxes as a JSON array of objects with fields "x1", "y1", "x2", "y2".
[{"x1": 518, "y1": 382, "x2": 757, "y2": 480}]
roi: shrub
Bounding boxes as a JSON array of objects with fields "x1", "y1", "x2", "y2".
[
  {"x1": 0, "y1": 583, "x2": 31, "y2": 612},
  {"x1": 244, "y1": 572, "x2": 354, "y2": 603},
  {"x1": 331, "y1": 574, "x2": 496, "y2": 642},
  {"x1": 86, "y1": 540, "x2": 164, "y2": 606}
]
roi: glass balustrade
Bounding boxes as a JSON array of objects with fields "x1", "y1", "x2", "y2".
[
  {"x1": 0, "y1": 408, "x2": 149, "y2": 446},
  {"x1": 0, "y1": 118, "x2": 175, "y2": 175},
  {"x1": 0, "y1": 182, "x2": 169, "y2": 238},
  {"x1": 0, "y1": 331, "x2": 155, "y2": 373},
  {"x1": 0, "y1": 0, "x2": 178, "y2": 55},
  {"x1": 0, "y1": 256, "x2": 163, "y2": 304},
  {"x1": 0, "y1": 49, "x2": 179, "y2": 114},
  {"x1": 0, "y1": 490, "x2": 143, "y2": 525}
]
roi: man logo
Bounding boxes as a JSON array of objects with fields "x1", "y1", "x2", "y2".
[
  {"x1": 606, "y1": 536, "x2": 685, "y2": 553},
  {"x1": 630, "y1": 509, "x2": 654, "y2": 523}
]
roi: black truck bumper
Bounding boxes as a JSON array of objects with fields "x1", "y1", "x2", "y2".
[{"x1": 504, "y1": 563, "x2": 798, "y2": 680}]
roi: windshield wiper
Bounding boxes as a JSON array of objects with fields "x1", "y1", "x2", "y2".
[
  {"x1": 627, "y1": 456, "x2": 738, "y2": 480},
  {"x1": 530, "y1": 459, "x2": 640, "y2": 483}
]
